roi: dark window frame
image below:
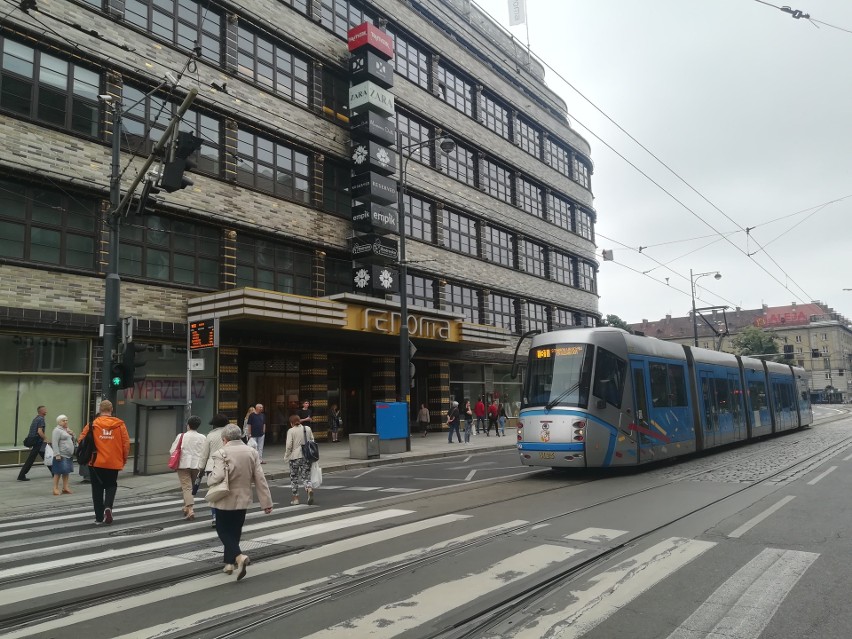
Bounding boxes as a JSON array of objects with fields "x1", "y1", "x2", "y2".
[
  {"x1": 479, "y1": 92, "x2": 510, "y2": 140},
  {"x1": 517, "y1": 176, "x2": 543, "y2": 217},
  {"x1": 441, "y1": 140, "x2": 476, "y2": 187},
  {"x1": 443, "y1": 210, "x2": 477, "y2": 255},
  {"x1": 403, "y1": 192, "x2": 433, "y2": 242},
  {"x1": 490, "y1": 292, "x2": 518, "y2": 334},
  {"x1": 483, "y1": 225, "x2": 514, "y2": 268},
  {"x1": 519, "y1": 239, "x2": 546, "y2": 278},
  {"x1": 525, "y1": 301, "x2": 548, "y2": 333},
  {"x1": 436, "y1": 63, "x2": 473, "y2": 117},
  {"x1": 235, "y1": 128, "x2": 312, "y2": 204},
  {"x1": 236, "y1": 24, "x2": 310, "y2": 107},
  {"x1": 235, "y1": 235, "x2": 313, "y2": 295},
  {"x1": 517, "y1": 116, "x2": 541, "y2": 158},
  {"x1": 123, "y1": 0, "x2": 223, "y2": 64},
  {"x1": 446, "y1": 282, "x2": 479, "y2": 323},
  {"x1": 481, "y1": 158, "x2": 512, "y2": 204}
]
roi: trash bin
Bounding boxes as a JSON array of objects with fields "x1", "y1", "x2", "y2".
[{"x1": 349, "y1": 433, "x2": 380, "y2": 460}]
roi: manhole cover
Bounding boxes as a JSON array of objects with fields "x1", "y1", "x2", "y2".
[{"x1": 110, "y1": 526, "x2": 164, "y2": 536}]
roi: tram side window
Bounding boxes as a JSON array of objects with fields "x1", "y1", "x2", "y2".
[
  {"x1": 715, "y1": 376, "x2": 731, "y2": 412},
  {"x1": 593, "y1": 348, "x2": 626, "y2": 408},
  {"x1": 649, "y1": 363, "x2": 687, "y2": 407},
  {"x1": 668, "y1": 364, "x2": 687, "y2": 406},
  {"x1": 748, "y1": 380, "x2": 767, "y2": 410}
]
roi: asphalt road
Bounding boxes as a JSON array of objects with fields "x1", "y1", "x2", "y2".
[{"x1": 2, "y1": 406, "x2": 850, "y2": 639}]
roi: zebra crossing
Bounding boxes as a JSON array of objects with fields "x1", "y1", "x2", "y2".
[{"x1": 0, "y1": 493, "x2": 820, "y2": 639}]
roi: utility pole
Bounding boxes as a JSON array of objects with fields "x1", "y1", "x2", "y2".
[{"x1": 101, "y1": 88, "x2": 198, "y2": 403}]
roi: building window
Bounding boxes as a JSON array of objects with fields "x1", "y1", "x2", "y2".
[
  {"x1": 517, "y1": 177, "x2": 542, "y2": 217},
  {"x1": 575, "y1": 207, "x2": 594, "y2": 241},
  {"x1": 822, "y1": 346, "x2": 829, "y2": 354},
  {"x1": 519, "y1": 239, "x2": 546, "y2": 277},
  {"x1": 490, "y1": 293, "x2": 517, "y2": 333},
  {"x1": 320, "y1": 0, "x2": 370, "y2": 39},
  {"x1": 573, "y1": 156, "x2": 590, "y2": 189},
  {"x1": 441, "y1": 140, "x2": 476, "y2": 187},
  {"x1": 481, "y1": 159, "x2": 512, "y2": 204},
  {"x1": 325, "y1": 254, "x2": 352, "y2": 295},
  {"x1": 322, "y1": 68, "x2": 349, "y2": 123},
  {"x1": 0, "y1": 38, "x2": 100, "y2": 138},
  {"x1": 824, "y1": 357, "x2": 831, "y2": 368},
  {"x1": 120, "y1": 214, "x2": 219, "y2": 287},
  {"x1": 552, "y1": 251, "x2": 574, "y2": 285},
  {"x1": 397, "y1": 111, "x2": 432, "y2": 165},
  {"x1": 548, "y1": 193, "x2": 572, "y2": 231},
  {"x1": 403, "y1": 193, "x2": 433, "y2": 242},
  {"x1": 517, "y1": 117, "x2": 540, "y2": 157},
  {"x1": 322, "y1": 159, "x2": 351, "y2": 218},
  {"x1": 822, "y1": 333, "x2": 828, "y2": 340},
  {"x1": 280, "y1": 0, "x2": 309, "y2": 14},
  {"x1": 436, "y1": 63, "x2": 473, "y2": 117},
  {"x1": 553, "y1": 307, "x2": 575, "y2": 329},
  {"x1": 181, "y1": 109, "x2": 221, "y2": 176},
  {"x1": 388, "y1": 29, "x2": 429, "y2": 90},
  {"x1": 526, "y1": 301, "x2": 548, "y2": 333},
  {"x1": 545, "y1": 137, "x2": 570, "y2": 177},
  {"x1": 236, "y1": 236, "x2": 312, "y2": 294},
  {"x1": 124, "y1": 0, "x2": 222, "y2": 63},
  {"x1": 444, "y1": 210, "x2": 477, "y2": 255},
  {"x1": 479, "y1": 92, "x2": 510, "y2": 140},
  {"x1": 795, "y1": 335, "x2": 802, "y2": 343},
  {"x1": 446, "y1": 283, "x2": 479, "y2": 323},
  {"x1": 406, "y1": 273, "x2": 436, "y2": 309},
  {"x1": 483, "y1": 225, "x2": 514, "y2": 267},
  {"x1": 0, "y1": 180, "x2": 98, "y2": 270},
  {"x1": 237, "y1": 26, "x2": 310, "y2": 106},
  {"x1": 577, "y1": 260, "x2": 596, "y2": 293},
  {"x1": 235, "y1": 128, "x2": 311, "y2": 203}
]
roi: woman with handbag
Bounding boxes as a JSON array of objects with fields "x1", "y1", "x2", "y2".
[
  {"x1": 284, "y1": 413, "x2": 315, "y2": 506},
  {"x1": 208, "y1": 424, "x2": 273, "y2": 580},
  {"x1": 169, "y1": 416, "x2": 207, "y2": 520},
  {"x1": 50, "y1": 414, "x2": 75, "y2": 495}
]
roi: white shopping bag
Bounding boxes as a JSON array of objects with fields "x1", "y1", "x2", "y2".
[
  {"x1": 43, "y1": 444, "x2": 54, "y2": 466},
  {"x1": 310, "y1": 462, "x2": 322, "y2": 488}
]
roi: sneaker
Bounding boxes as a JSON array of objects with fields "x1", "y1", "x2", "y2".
[
  {"x1": 223, "y1": 564, "x2": 234, "y2": 575},
  {"x1": 307, "y1": 490, "x2": 314, "y2": 506},
  {"x1": 94, "y1": 520, "x2": 104, "y2": 526},
  {"x1": 104, "y1": 508, "x2": 113, "y2": 525},
  {"x1": 290, "y1": 496, "x2": 299, "y2": 505}
]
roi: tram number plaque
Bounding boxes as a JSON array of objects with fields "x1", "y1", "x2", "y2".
[
  {"x1": 189, "y1": 318, "x2": 218, "y2": 350},
  {"x1": 539, "y1": 452, "x2": 555, "y2": 460}
]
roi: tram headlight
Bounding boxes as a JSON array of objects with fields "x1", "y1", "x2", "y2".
[
  {"x1": 573, "y1": 419, "x2": 586, "y2": 442},
  {"x1": 517, "y1": 420, "x2": 523, "y2": 441}
]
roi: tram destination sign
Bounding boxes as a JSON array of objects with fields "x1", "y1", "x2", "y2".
[{"x1": 189, "y1": 318, "x2": 219, "y2": 350}]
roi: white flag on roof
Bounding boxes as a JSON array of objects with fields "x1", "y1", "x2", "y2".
[{"x1": 508, "y1": 0, "x2": 527, "y2": 26}]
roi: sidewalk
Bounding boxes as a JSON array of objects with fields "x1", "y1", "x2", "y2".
[{"x1": 0, "y1": 428, "x2": 517, "y2": 517}]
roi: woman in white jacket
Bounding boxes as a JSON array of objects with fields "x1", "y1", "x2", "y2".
[{"x1": 169, "y1": 415, "x2": 207, "y2": 520}]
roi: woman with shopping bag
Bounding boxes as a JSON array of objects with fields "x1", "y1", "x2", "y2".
[
  {"x1": 284, "y1": 413, "x2": 316, "y2": 505},
  {"x1": 168, "y1": 416, "x2": 206, "y2": 520}
]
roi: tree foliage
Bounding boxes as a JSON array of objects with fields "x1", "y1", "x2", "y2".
[
  {"x1": 731, "y1": 326, "x2": 782, "y2": 361},
  {"x1": 601, "y1": 314, "x2": 630, "y2": 330}
]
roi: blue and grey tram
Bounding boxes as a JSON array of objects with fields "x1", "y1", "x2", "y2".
[{"x1": 517, "y1": 328, "x2": 813, "y2": 468}]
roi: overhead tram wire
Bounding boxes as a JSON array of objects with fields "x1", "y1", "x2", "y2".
[{"x1": 752, "y1": 0, "x2": 852, "y2": 36}]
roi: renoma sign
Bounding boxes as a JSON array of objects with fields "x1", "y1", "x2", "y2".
[{"x1": 362, "y1": 308, "x2": 451, "y2": 341}]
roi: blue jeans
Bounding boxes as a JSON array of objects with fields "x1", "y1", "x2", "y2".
[
  {"x1": 448, "y1": 423, "x2": 461, "y2": 443},
  {"x1": 464, "y1": 420, "x2": 472, "y2": 443}
]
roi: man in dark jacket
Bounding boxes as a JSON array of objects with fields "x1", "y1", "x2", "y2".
[{"x1": 18, "y1": 405, "x2": 50, "y2": 481}]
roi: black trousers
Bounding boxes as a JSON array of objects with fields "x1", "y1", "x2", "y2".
[
  {"x1": 18, "y1": 444, "x2": 51, "y2": 479},
  {"x1": 215, "y1": 509, "x2": 247, "y2": 565},
  {"x1": 90, "y1": 467, "x2": 119, "y2": 522}
]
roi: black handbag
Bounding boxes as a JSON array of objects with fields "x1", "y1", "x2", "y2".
[
  {"x1": 77, "y1": 418, "x2": 97, "y2": 465},
  {"x1": 301, "y1": 425, "x2": 319, "y2": 462}
]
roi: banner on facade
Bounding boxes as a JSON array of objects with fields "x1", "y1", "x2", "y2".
[{"x1": 508, "y1": 0, "x2": 527, "y2": 25}]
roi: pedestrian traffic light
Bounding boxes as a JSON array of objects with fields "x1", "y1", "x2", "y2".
[
  {"x1": 119, "y1": 342, "x2": 148, "y2": 388},
  {"x1": 110, "y1": 362, "x2": 126, "y2": 390},
  {"x1": 160, "y1": 131, "x2": 203, "y2": 192}
]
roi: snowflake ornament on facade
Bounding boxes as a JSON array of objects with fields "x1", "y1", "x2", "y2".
[
  {"x1": 376, "y1": 148, "x2": 390, "y2": 167},
  {"x1": 353, "y1": 145, "x2": 368, "y2": 165},
  {"x1": 379, "y1": 269, "x2": 394, "y2": 289},
  {"x1": 354, "y1": 268, "x2": 370, "y2": 289}
]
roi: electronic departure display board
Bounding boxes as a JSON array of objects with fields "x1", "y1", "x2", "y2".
[{"x1": 189, "y1": 318, "x2": 218, "y2": 350}]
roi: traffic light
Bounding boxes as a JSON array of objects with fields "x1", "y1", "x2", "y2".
[
  {"x1": 132, "y1": 176, "x2": 161, "y2": 216},
  {"x1": 110, "y1": 362, "x2": 126, "y2": 390},
  {"x1": 119, "y1": 342, "x2": 148, "y2": 388},
  {"x1": 160, "y1": 131, "x2": 203, "y2": 192}
]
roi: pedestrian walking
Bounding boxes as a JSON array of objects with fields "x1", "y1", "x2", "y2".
[
  {"x1": 242, "y1": 406, "x2": 254, "y2": 442},
  {"x1": 487, "y1": 398, "x2": 500, "y2": 436},
  {"x1": 329, "y1": 403, "x2": 342, "y2": 442},
  {"x1": 246, "y1": 403, "x2": 266, "y2": 463},
  {"x1": 447, "y1": 401, "x2": 461, "y2": 443},
  {"x1": 463, "y1": 400, "x2": 473, "y2": 444},
  {"x1": 51, "y1": 414, "x2": 75, "y2": 495},
  {"x1": 17, "y1": 405, "x2": 50, "y2": 481},
  {"x1": 169, "y1": 415, "x2": 207, "y2": 521},
  {"x1": 78, "y1": 400, "x2": 130, "y2": 525},
  {"x1": 417, "y1": 403, "x2": 430, "y2": 437},
  {"x1": 208, "y1": 424, "x2": 273, "y2": 580},
  {"x1": 284, "y1": 413, "x2": 315, "y2": 505},
  {"x1": 474, "y1": 398, "x2": 486, "y2": 435},
  {"x1": 199, "y1": 413, "x2": 230, "y2": 528},
  {"x1": 498, "y1": 402, "x2": 507, "y2": 436}
]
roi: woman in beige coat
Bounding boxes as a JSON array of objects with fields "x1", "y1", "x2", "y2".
[{"x1": 208, "y1": 424, "x2": 273, "y2": 580}]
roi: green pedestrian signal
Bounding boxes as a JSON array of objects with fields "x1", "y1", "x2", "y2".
[{"x1": 110, "y1": 363, "x2": 126, "y2": 389}]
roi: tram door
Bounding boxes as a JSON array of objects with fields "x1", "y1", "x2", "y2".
[
  {"x1": 699, "y1": 372, "x2": 718, "y2": 448},
  {"x1": 631, "y1": 363, "x2": 649, "y2": 462}
]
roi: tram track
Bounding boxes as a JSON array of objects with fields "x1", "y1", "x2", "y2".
[{"x1": 1, "y1": 409, "x2": 848, "y2": 637}]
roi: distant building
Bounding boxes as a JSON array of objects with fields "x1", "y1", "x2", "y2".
[{"x1": 630, "y1": 302, "x2": 852, "y2": 403}]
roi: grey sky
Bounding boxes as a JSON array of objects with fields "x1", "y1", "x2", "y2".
[{"x1": 475, "y1": 0, "x2": 852, "y2": 323}]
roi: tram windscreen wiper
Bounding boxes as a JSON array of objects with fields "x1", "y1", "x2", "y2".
[{"x1": 546, "y1": 381, "x2": 581, "y2": 410}]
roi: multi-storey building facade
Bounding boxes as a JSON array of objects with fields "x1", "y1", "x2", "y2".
[
  {"x1": 0, "y1": 0, "x2": 599, "y2": 462},
  {"x1": 630, "y1": 303, "x2": 852, "y2": 403}
]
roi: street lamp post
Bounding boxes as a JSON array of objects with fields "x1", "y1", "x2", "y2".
[
  {"x1": 690, "y1": 269, "x2": 722, "y2": 347},
  {"x1": 395, "y1": 132, "x2": 455, "y2": 432}
]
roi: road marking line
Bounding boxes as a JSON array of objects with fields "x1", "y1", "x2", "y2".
[
  {"x1": 843, "y1": 452, "x2": 852, "y2": 461},
  {"x1": 565, "y1": 527, "x2": 628, "y2": 543},
  {"x1": 5, "y1": 513, "x2": 473, "y2": 639},
  {"x1": 728, "y1": 496, "x2": 795, "y2": 538},
  {"x1": 807, "y1": 465, "x2": 837, "y2": 485},
  {"x1": 304, "y1": 544, "x2": 579, "y2": 639},
  {"x1": 0, "y1": 497, "x2": 194, "y2": 530},
  {"x1": 380, "y1": 487, "x2": 420, "y2": 493},
  {"x1": 666, "y1": 548, "x2": 818, "y2": 639},
  {"x1": 465, "y1": 470, "x2": 477, "y2": 481},
  {"x1": 504, "y1": 537, "x2": 716, "y2": 638},
  {"x1": 352, "y1": 468, "x2": 375, "y2": 479},
  {"x1": 342, "y1": 486, "x2": 383, "y2": 491}
]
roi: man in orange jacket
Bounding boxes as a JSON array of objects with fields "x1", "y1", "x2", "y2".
[{"x1": 78, "y1": 399, "x2": 130, "y2": 525}]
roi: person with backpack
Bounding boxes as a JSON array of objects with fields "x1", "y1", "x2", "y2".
[{"x1": 78, "y1": 400, "x2": 130, "y2": 525}]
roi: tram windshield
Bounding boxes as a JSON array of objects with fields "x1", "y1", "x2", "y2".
[{"x1": 522, "y1": 343, "x2": 594, "y2": 409}]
